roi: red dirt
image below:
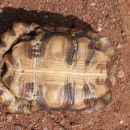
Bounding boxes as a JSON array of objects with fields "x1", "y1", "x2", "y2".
[{"x1": 0, "y1": 0, "x2": 130, "y2": 130}]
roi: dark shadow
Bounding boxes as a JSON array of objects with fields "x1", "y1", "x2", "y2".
[{"x1": 0, "y1": 7, "x2": 93, "y2": 34}]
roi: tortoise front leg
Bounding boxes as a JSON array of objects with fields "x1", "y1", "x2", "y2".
[{"x1": 0, "y1": 82, "x2": 31, "y2": 113}]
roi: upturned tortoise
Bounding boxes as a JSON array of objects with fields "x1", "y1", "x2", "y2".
[{"x1": 0, "y1": 23, "x2": 117, "y2": 113}]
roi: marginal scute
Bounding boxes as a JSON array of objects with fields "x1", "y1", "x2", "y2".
[{"x1": 0, "y1": 22, "x2": 117, "y2": 113}]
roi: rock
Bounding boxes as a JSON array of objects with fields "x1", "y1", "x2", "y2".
[
  {"x1": 120, "y1": 120, "x2": 124, "y2": 124},
  {"x1": 117, "y1": 44, "x2": 122, "y2": 48},
  {"x1": 97, "y1": 24, "x2": 103, "y2": 32}
]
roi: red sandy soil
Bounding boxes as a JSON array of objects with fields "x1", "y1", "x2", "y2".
[{"x1": 0, "y1": 0, "x2": 130, "y2": 130}]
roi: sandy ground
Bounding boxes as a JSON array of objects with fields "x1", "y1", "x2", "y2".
[{"x1": 0, "y1": 0, "x2": 130, "y2": 130}]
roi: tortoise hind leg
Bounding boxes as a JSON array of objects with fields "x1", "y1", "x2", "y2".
[{"x1": 0, "y1": 82, "x2": 31, "y2": 113}]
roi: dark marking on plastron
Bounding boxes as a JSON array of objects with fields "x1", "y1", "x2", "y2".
[
  {"x1": 88, "y1": 40, "x2": 95, "y2": 49},
  {"x1": 85, "y1": 50, "x2": 95, "y2": 65},
  {"x1": 25, "y1": 82, "x2": 34, "y2": 93},
  {"x1": 28, "y1": 43, "x2": 42, "y2": 58},
  {"x1": 96, "y1": 64, "x2": 106, "y2": 70},
  {"x1": 83, "y1": 84, "x2": 91, "y2": 98},
  {"x1": 84, "y1": 99, "x2": 94, "y2": 111},
  {"x1": 89, "y1": 83, "x2": 96, "y2": 90},
  {"x1": 64, "y1": 83, "x2": 73, "y2": 109},
  {"x1": 88, "y1": 83, "x2": 96, "y2": 97},
  {"x1": 37, "y1": 85, "x2": 43, "y2": 96},
  {"x1": 7, "y1": 53, "x2": 14, "y2": 65},
  {"x1": 66, "y1": 46, "x2": 75, "y2": 65},
  {"x1": 5, "y1": 75, "x2": 14, "y2": 87},
  {"x1": 36, "y1": 97, "x2": 49, "y2": 110},
  {"x1": 4, "y1": 100, "x2": 12, "y2": 107},
  {"x1": 96, "y1": 78, "x2": 104, "y2": 85},
  {"x1": 66, "y1": 36, "x2": 78, "y2": 65},
  {"x1": 85, "y1": 40, "x2": 96, "y2": 65},
  {"x1": 17, "y1": 104, "x2": 24, "y2": 113},
  {"x1": 25, "y1": 42, "x2": 32, "y2": 58},
  {"x1": 40, "y1": 38, "x2": 46, "y2": 58}
]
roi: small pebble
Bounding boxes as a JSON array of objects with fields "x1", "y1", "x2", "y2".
[
  {"x1": 8, "y1": 3, "x2": 13, "y2": 7},
  {"x1": 117, "y1": 44, "x2": 122, "y2": 48},
  {"x1": 118, "y1": 70, "x2": 125, "y2": 78},
  {"x1": 97, "y1": 24, "x2": 103, "y2": 32},
  {"x1": 90, "y1": 3, "x2": 96, "y2": 6},
  {"x1": 120, "y1": 120, "x2": 124, "y2": 124}
]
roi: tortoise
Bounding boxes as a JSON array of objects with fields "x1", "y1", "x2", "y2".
[{"x1": 0, "y1": 22, "x2": 117, "y2": 113}]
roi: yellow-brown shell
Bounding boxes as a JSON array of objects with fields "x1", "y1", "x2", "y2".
[{"x1": 0, "y1": 23, "x2": 117, "y2": 113}]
